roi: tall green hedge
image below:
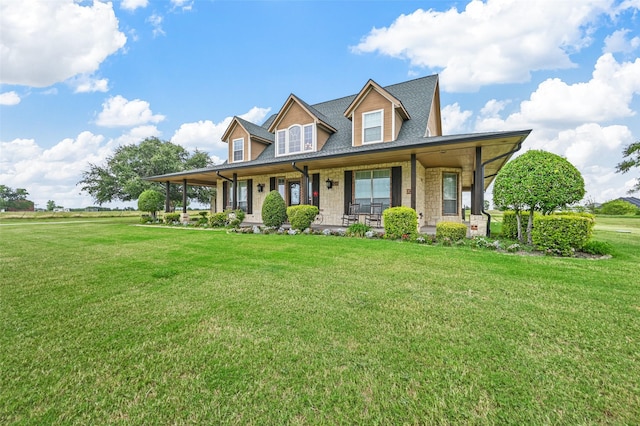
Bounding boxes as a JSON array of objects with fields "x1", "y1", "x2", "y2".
[
  {"x1": 286, "y1": 205, "x2": 318, "y2": 231},
  {"x1": 531, "y1": 215, "x2": 594, "y2": 256},
  {"x1": 382, "y1": 207, "x2": 418, "y2": 240},
  {"x1": 502, "y1": 211, "x2": 538, "y2": 239}
]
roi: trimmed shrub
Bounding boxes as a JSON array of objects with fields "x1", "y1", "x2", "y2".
[
  {"x1": 347, "y1": 223, "x2": 371, "y2": 237},
  {"x1": 262, "y1": 190, "x2": 287, "y2": 228},
  {"x1": 436, "y1": 222, "x2": 467, "y2": 242},
  {"x1": 139, "y1": 214, "x2": 152, "y2": 224},
  {"x1": 226, "y1": 209, "x2": 246, "y2": 228},
  {"x1": 286, "y1": 205, "x2": 318, "y2": 231},
  {"x1": 137, "y1": 189, "x2": 164, "y2": 220},
  {"x1": 163, "y1": 212, "x2": 180, "y2": 223},
  {"x1": 531, "y1": 215, "x2": 593, "y2": 256},
  {"x1": 383, "y1": 207, "x2": 418, "y2": 240},
  {"x1": 581, "y1": 240, "x2": 613, "y2": 256},
  {"x1": 209, "y1": 212, "x2": 227, "y2": 227}
]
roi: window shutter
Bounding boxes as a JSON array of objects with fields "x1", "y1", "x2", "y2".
[
  {"x1": 222, "y1": 181, "x2": 228, "y2": 210},
  {"x1": 247, "y1": 179, "x2": 253, "y2": 214},
  {"x1": 344, "y1": 170, "x2": 353, "y2": 214},
  {"x1": 391, "y1": 166, "x2": 402, "y2": 207},
  {"x1": 270, "y1": 177, "x2": 276, "y2": 192},
  {"x1": 312, "y1": 173, "x2": 320, "y2": 208}
]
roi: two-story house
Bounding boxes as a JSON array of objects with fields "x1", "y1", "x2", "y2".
[{"x1": 147, "y1": 75, "x2": 531, "y2": 235}]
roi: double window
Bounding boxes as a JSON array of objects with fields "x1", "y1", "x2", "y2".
[
  {"x1": 232, "y1": 138, "x2": 244, "y2": 162},
  {"x1": 362, "y1": 110, "x2": 383, "y2": 144},
  {"x1": 228, "y1": 181, "x2": 248, "y2": 212},
  {"x1": 354, "y1": 169, "x2": 390, "y2": 213},
  {"x1": 276, "y1": 124, "x2": 315, "y2": 156},
  {"x1": 443, "y1": 173, "x2": 458, "y2": 215}
]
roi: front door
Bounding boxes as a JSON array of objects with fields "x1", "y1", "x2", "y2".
[{"x1": 288, "y1": 181, "x2": 301, "y2": 206}]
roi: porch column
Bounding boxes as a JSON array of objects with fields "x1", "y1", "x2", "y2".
[
  {"x1": 180, "y1": 179, "x2": 189, "y2": 224},
  {"x1": 410, "y1": 154, "x2": 416, "y2": 210},
  {"x1": 471, "y1": 147, "x2": 484, "y2": 215},
  {"x1": 469, "y1": 146, "x2": 487, "y2": 237},
  {"x1": 232, "y1": 173, "x2": 238, "y2": 210},
  {"x1": 165, "y1": 181, "x2": 171, "y2": 213},
  {"x1": 302, "y1": 165, "x2": 309, "y2": 205}
]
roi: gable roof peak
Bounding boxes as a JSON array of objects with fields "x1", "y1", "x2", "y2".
[
  {"x1": 344, "y1": 78, "x2": 411, "y2": 120},
  {"x1": 267, "y1": 92, "x2": 337, "y2": 133}
]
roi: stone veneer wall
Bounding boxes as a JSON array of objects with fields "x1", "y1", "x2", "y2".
[
  {"x1": 423, "y1": 167, "x2": 463, "y2": 226},
  {"x1": 216, "y1": 162, "x2": 463, "y2": 228}
]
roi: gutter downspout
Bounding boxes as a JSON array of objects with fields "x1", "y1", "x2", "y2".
[{"x1": 480, "y1": 141, "x2": 524, "y2": 236}]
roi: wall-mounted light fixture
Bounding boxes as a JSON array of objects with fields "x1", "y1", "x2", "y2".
[
  {"x1": 325, "y1": 178, "x2": 333, "y2": 190},
  {"x1": 257, "y1": 183, "x2": 265, "y2": 193}
]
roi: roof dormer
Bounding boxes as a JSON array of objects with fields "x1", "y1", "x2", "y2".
[
  {"x1": 344, "y1": 79, "x2": 411, "y2": 146},
  {"x1": 221, "y1": 116, "x2": 274, "y2": 163},
  {"x1": 268, "y1": 94, "x2": 337, "y2": 157}
]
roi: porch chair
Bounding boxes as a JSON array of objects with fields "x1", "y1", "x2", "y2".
[
  {"x1": 342, "y1": 203, "x2": 360, "y2": 227},
  {"x1": 365, "y1": 202, "x2": 383, "y2": 227}
]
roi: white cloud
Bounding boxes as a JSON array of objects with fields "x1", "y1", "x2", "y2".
[
  {"x1": 147, "y1": 14, "x2": 165, "y2": 37},
  {"x1": 121, "y1": 0, "x2": 148, "y2": 12},
  {"x1": 476, "y1": 53, "x2": 640, "y2": 130},
  {"x1": 171, "y1": 107, "x2": 271, "y2": 153},
  {"x1": 171, "y1": 0, "x2": 193, "y2": 11},
  {"x1": 441, "y1": 103, "x2": 472, "y2": 134},
  {"x1": 111, "y1": 125, "x2": 162, "y2": 147},
  {"x1": 0, "y1": 91, "x2": 20, "y2": 105},
  {"x1": 96, "y1": 95, "x2": 165, "y2": 127},
  {"x1": 603, "y1": 29, "x2": 640, "y2": 53},
  {"x1": 0, "y1": 0, "x2": 126, "y2": 87},
  {"x1": 352, "y1": 0, "x2": 613, "y2": 91},
  {"x1": 71, "y1": 75, "x2": 109, "y2": 93}
]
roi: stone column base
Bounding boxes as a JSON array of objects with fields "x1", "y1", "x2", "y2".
[
  {"x1": 469, "y1": 214, "x2": 487, "y2": 237},
  {"x1": 180, "y1": 212, "x2": 190, "y2": 224}
]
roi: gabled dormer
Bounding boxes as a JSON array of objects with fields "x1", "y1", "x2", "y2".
[
  {"x1": 222, "y1": 116, "x2": 274, "y2": 163},
  {"x1": 344, "y1": 79, "x2": 411, "y2": 147},
  {"x1": 267, "y1": 94, "x2": 337, "y2": 157}
]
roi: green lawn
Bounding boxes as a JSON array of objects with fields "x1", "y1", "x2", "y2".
[{"x1": 1, "y1": 217, "x2": 639, "y2": 424}]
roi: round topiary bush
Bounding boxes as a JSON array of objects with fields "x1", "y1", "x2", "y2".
[
  {"x1": 137, "y1": 189, "x2": 164, "y2": 221},
  {"x1": 436, "y1": 221, "x2": 467, "y2": 242},
  {"x1": 262, "y1": 190, "x2": 287, "y2": 228},
  {"x1": 286, "y1": 205, "x2": 318, "y2": 231},
  {"x1": 382, "y1": 206, "x2": 418, "y2": 240}
]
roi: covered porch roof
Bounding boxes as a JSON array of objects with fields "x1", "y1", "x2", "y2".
[{"x1": 145, "y1": 129, "x2": 531, "y2": 191}]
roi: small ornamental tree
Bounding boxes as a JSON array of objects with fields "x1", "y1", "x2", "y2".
[
  {"x1": 616, "y1": 140, "x2": 640, "y2": 194},
  {"x1": 138, "y1": 189, "x2": 164, "y2": 221},
  {"x1": 493, "y1": 150, "x2": 585, "y2": 244},
  {"x1": 261, "y1": 190, "x2": 287, "y2": 228}
]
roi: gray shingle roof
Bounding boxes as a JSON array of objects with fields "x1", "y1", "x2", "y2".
[{"x1": 235, "y1": 116, "x2": 274, "y2": 143}]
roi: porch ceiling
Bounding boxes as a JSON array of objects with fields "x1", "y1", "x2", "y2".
[{"x1": 147, "y1": 133, "x2": 525, "y2": 190}]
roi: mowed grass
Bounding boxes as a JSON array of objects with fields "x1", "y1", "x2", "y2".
[{"x1": 1, "y1": 217, "x2": 639, "y2": 424}]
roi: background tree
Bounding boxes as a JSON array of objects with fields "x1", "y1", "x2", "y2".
[
  {"x1": 78, "y1": 137, "x2": 215, "y2": 207},
  {"x1": 616, "y1": 140, "x2": 640, "y2": 194},
  {"x1": 137, "y1": 189, "x2": 165, "y2": 221},
  {"x1": 46, "y1": 200, "x2": 56, "y2": 211},
  {"x1": 0, "y1": 185, "x2": 32, "y2": 211},
  {"x1": 494, "y1": 150, "x2": 585, "y2": 244}
]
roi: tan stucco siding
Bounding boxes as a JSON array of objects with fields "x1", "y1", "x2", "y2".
[
  {"x1": 427, "y1": 94, "x2": 442, "y2": 137},
  {"x1": 277, "y1": 102, "x2": 314, "y2": 130},
  {"x1": 317, "y1": 127, "x2": 330, "y2": 151},
  {"x1": 352, "y1": 89, "x2": 394, "y2": 147},
  {"x1": 249, "y1": 138, "x2": 267, "y2": 160},
  {"x1": 423, "y1": 167, "x2": 462, "y2": 226},
  {"x1": 228, "y1": 126, "x2": 249, "y2": 163}
]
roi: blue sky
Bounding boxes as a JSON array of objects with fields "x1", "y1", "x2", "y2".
[{"x1": 1, "y1": 0, "x2": 639, "y2": 209}]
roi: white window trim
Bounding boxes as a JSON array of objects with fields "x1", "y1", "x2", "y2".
[
  {"x1": 232, "y1": 138, "x2": 244, "y2": 163},
  {"x1": 362, "y1": 109, "x2": 384, "y2": 144},
  {"x1": 274, "y1": 124, "x2": 316, "y2": 157},
  {"x1": 442, "y1": 172, "x2": 459, "y2": 216}
]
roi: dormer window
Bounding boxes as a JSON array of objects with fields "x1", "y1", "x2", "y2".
[
  {"x1": 276, "y1": 124, "x2": 315, "y2": 156},
  {"x1": 232, "y1": 138, "x2": 244, "y2": 162},
  {"x1": 363, "y1": 110, "x2": 383, "y2": 144}
]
